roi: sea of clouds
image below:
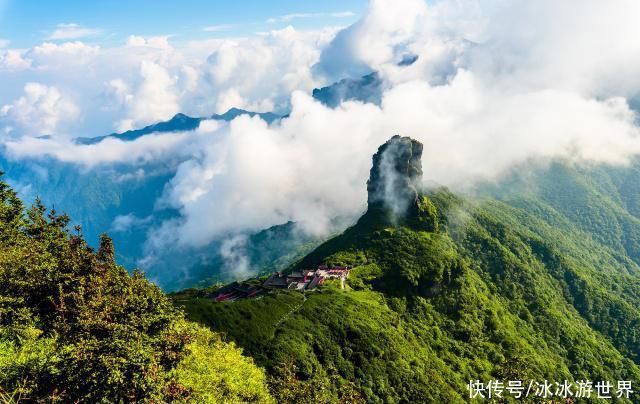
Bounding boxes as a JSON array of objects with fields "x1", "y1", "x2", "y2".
[{"x1": 3, "y1": 0, "x2": 640, "y2": 267}]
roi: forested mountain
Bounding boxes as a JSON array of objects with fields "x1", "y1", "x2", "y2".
[
  {"x1": 4, "y1": 0, "x2": 640, "y2": 401},
  {"x1": 3, "y1": 133, "x2": 640, "y2": 401},
  {"x1": 0, "y1": 177, "x2": 273, "y2": 402},
  {"x1": 174, "y1": 136, "x2": 640, "y2": 402}
]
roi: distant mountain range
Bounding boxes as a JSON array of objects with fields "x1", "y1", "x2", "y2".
[
  {"x1": 75, "y1": 76, "x2": 381, "y2": 146},
  {"x1": 75, "y1": 108, "x2": 282, "y2": 145},
  {"x1": 0, "y1": 73, "x2": 384, "y2": 290}
]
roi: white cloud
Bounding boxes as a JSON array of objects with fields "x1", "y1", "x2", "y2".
[
  {"x1": 145, "y1": 80, "x2": 640, "y2": 251},
  {"x1": 5, "y1": 118, "x2": 223, "y2": 166},
  {"x1": 29, "y1": 41, "x2": 100, "y2": 69},
  {"x1": 0, "y1": 83, "x2": 78, "y2": 137},
  {"x1": 111, "y1": 213, "x2": 152, "y2": 232},
  {"x1": 143, "y1": 0, "x2": 640, "y2": 251},
  {"x1": 0, "y1": 26, "x2": 330, "y2": 136},
  {"x1": 126, "y1": 35, "x2": 147, "y2": 47},
  {"x1": 103, "y1": 78, "x2": 132, "y2": 107},
  {"x1": 461, "y1": 0, "x2": 640, "y2": 98},
  {"x1": 267, "y1": 13, "x2": 319, "y2": 23},
  {"x1": 0, "y1": 49, "x2": 31, "y2": 70},
  {"x1": 203, "y1": 24, "x2": 234, "y2": 32},
  {"x1": 0, "y1": 39, "x2": 9, "y2": 48},
  {"x1": 5, "y1": 129, "x2": 189, "y2": 165},
  {"x1": 200, "y1": 26, "x2": 335, "y2": 113},
  {"x1": 6, "y1": 0, "x2": 640, "y2": 263},
  {"x1": 330, "y1": 11, "x2": 356, "y2": 18},
  {"x1": 314, "y1": 0, "x2": 430, "y2": 80},
  {"x1": 31, "y1": 41, "x2": 99, "y2": 57},
  {"x1": 126, "y1": 35, "x2": 173, "y2": 49},
  {"x1": 112, "y1": 61, "x2": 180, "y2": 130},
  {"x1": 267, "y1": 11, "x2": 355, "y2": 24},
  {"x1": 216, "y1": 88, "x2": 245, "y2": 112},
  {"x1": 45, "y1": 23, "x2": 102, "y2": 40},
  {"x1": 219, "y1": 235, "x2": 252, "y2": 277}
]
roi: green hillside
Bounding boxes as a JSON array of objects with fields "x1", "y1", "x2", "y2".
[
  {"x1": 174, "y1": 138, "x2": 640, "y2": 403},
  {"x1": 0, "y1": 178, "x2": 272, "y2": 402},
  {"x1": 4, "y1": 134, "x2": 640, "y2": 402}
]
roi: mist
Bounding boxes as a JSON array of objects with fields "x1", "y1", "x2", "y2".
[{"x1": 4, "y1": 0, "x2": 640, "y2": 274}]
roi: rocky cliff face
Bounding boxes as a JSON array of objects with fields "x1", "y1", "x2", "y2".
[{"x1": 367, "y1": 135, "x2": 424, "y2": 217}]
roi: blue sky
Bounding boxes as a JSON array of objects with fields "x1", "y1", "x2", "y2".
[{"x1": 0, "y1": 0, "x2": 367, "y2": 47}]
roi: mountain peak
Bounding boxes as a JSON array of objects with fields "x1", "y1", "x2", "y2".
[
  {"x1": 367, "y1": 135, "x2": 423, "y2": 218},
  {"x1": 211, "y1": 108, "x2": 281, "y2": 124},
  {"x1": 170, "y1": 112, "x2": 191, "y2": 120}
]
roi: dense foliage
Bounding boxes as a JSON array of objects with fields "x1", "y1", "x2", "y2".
[
  {"x1": 175, "y1": 161, "x2": 640, "y2": 403},
  {"x1": 0, "y1": 178, "x2": 272, "y2": 402},
  {"x1": 5, "y1": 149, "x2": 640, "y2": 402}
]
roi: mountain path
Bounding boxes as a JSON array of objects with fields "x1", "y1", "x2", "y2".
[{"x1": 273, "y1": 293, "x2": 308, "y2": 331}]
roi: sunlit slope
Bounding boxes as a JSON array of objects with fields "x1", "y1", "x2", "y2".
[{"x1": 175, "y1": 139, "x2": 640, "y2": 402}]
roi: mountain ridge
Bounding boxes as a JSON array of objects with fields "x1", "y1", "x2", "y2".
[
  {"x1": 75, "y1": 108, "x2": 282, "y2": 145},
  {"x1": 173, "y1": 135, "x2": 640, "y2": 402}
]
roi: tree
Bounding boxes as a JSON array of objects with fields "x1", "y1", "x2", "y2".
[{"x1": 0, "y1": 177, "x2": 272, "y2": 402}]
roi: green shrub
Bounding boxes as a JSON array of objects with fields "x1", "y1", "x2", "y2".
[{"x1": 0, "y1": 177, "x2": 272, "y2": 402}]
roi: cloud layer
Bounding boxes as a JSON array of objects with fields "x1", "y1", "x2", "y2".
[
  {"x1": 1, "y1": 82, "x2": 78, "y2": 137},
  {"x1": 4, "y1": 0, "x2": 640, "y2": 270},
  {"x1": 45, "y1": 23, "x2": 102, "y2": 40},
  {"x1": 0, "y1": 27, "x2": 333, "y2": 137}
]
